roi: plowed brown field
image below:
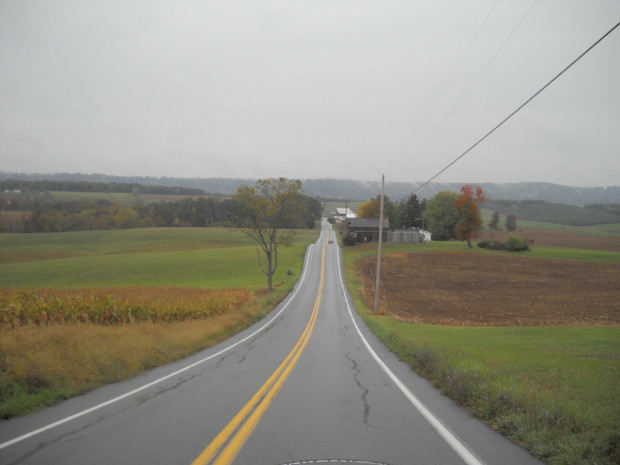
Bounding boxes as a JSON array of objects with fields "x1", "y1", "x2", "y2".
[
  {"x1": 359, "y1": 252, "x2": 620, "y2": 326},
  {"x1": 480, "y1": 226, "x2": 620, "y2": 251}
]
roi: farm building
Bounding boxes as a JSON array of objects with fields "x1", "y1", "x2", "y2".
[
  {"x1": 332, "y1": 208, "x2": 357, "y2": 223},
  {"x1": 346, "y1": 217, "x2": 389, "y2": 243},
  {"x1": 389, "y1": 228, "x2": 432, "y2": 243}
]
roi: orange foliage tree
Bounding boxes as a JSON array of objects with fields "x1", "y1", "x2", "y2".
[
  {"x1": 357, "y1": 198, "x2": 382, "y2": 218},
  {"x1": 357, "y1": 195, "x2": 398, "y2": 226},
  {"x1": 453, "y1": 185, "x2": 486, "y2": 248}
]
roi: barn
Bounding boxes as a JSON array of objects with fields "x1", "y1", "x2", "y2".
[{"x1": 346, "y1": 218, "x2": 390, "y2": 243}]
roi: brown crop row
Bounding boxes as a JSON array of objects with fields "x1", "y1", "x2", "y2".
[{"x1": 0, "y1": 287, "x2": 252, "y2": 329}]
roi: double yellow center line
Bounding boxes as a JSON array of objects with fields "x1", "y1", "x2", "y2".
[{"x1": 191, "y1": 238, "x2": 328, "y2": 465}]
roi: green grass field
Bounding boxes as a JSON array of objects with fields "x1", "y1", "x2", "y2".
[
  {"x1": 0, "y1": 228, "x2": 318, "y2": 289},
  {"x1": 341, "y1": 237, "x2": 620, "y2": 465},
  {"x1": 48, "y1": 190, "x2": 138, "y2": 205},
  {"x1": 46, "y1": 190, "x2": 211, "y2": 206},
  {"x1": 0, "y1": 227, "x2": 261, "y2": 262},
  {"x1": 481, "y1": 207, "x2": 620, "y2": 234},
  {"x1": 515, "y1": 219, "x2": 620, "y2": 237}
]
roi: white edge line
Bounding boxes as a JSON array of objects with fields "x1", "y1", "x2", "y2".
[
  {"x1": 332, "y1": 233, "x2": 486, "y2": 465},
  {"x1": 0, "y1": 239, "x2": 320, "y2": 451}
]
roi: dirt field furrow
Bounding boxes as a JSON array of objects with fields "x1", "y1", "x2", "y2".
[{"x1": 359, "y1": 252, "x2": 620, "y2": 326}]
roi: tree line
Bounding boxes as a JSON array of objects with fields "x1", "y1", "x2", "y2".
[
  {"x1": 355, "y1": 193, "x2": 427, "y2": 230},
  {"x1": 355, "y1": 186, "x2": 520, "y2": 245},
  {"x1": 0, "y1": 179, "x2": 205, "y2": 196},
  {"x1": 0, "y1": 188, "x2": 321, "y2": 234}
]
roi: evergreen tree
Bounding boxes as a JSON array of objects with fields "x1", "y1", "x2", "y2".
[{"x1": 398, "y1": 193, "x2": 425, "y2": 229}]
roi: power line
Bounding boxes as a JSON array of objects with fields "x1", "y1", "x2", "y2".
[
  {"x1": 392, "y1": 0, "x2": 501, "y2": 166},
  {"x1": 400, "y1": 0, "x2": 538, "y2": 175},
  {"x1": 410, "y1": 20, "x2": 620, "y2": 197}
]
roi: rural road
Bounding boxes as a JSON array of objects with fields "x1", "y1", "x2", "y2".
[{"x1": 0, "y1": 222, "x2": 542, "y2": 465}]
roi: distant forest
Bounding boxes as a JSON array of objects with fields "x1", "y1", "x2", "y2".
[
  {"x1": 2, "y1": 172, "x2": 619, "y2": 206},
  {"x1": 0, "y1": 178, "x2": 205, "y2": 196},
  {"x1": 0, "y1": 180, "x2": 321, "y2": 233},
  {"x1": 1, "y1": 177, "x2": 619, "y2": 232}
]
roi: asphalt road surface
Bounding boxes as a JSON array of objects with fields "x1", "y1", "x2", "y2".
[{"x1": 0, "y1": 222, "x2": 543, "y2": 465}]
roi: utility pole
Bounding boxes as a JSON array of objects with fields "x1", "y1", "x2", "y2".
[{"x1": 373, "y1": 174, "x2": 385, "y2": 313}]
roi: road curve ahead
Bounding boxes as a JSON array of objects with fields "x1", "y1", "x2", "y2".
[{"x1": 0, "y1": 222, "x2": 542, "y2": 465}]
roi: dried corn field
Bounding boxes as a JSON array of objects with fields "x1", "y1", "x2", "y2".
[
  {"x1": 359, "y1": 252, "x2": 620, "y2": 326},
  {"x1": 0, "y1": 287, "x2": 253, "y2": 329}
]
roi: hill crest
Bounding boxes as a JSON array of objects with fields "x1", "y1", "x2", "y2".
[{"x1": 2, "y1": 172, "x2": 619, "y2": 206}]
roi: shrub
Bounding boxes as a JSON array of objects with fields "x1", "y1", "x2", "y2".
[
  {"x1": 505, "y1": 235, "x2": 529, "y2": 251},
  {"x1": 341, "y1": 233, "x2": 356, "y2": 246},
  {"x1": 478, "y1": 237, "x2": 529, "y2": 251},
  {"x1": 478, "y1": 240, "x2": 505, "y2": 250}
]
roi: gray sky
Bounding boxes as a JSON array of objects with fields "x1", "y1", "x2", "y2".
[{"x1": 1, "y1": 0, "x2": 619, "y2": 187}]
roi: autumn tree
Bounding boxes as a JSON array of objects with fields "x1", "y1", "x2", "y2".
[
  {"x1": 453, "y1": 185, "x2": 486, "y2": 248},
  {"x1": 357, "y1": 195, "x2": 398, "y2": 227},
  {"x1": 357, "y1": 199, "x2": 380, "y2": 218},
  {"x1": 424, "y1": 191, "x2": 459, "y2": 240},
  {"x1": 228, "y1": 178, "x2": 306, "y2": 291}
]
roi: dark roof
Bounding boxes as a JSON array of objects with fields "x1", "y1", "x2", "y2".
[{"x1": 347, "y1": 218, "x2": 389, "y2": 228}]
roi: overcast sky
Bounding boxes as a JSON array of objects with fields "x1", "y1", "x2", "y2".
[{"x1": 1, "y1": 0, "x2": 619, "y2": 187}]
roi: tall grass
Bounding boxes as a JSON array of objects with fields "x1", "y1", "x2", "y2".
[
  {"x1": 0, "y1": 281, "x2": 299, "y2": 419},
  {"x1": 0, "y1": 302, "x2": 262, "y2": 418}
]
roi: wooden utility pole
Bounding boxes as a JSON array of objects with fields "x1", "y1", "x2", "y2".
[{"x1": 373, "y1": 174, "x2": 385, "y2": 313}]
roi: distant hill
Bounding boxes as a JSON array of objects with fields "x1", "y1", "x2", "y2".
[
  {"x1": 484, "y1": 200, "x2": 620, "y2": 226},
  {"x1": 302, "y1": 179, "x2": 620, "y2": 207},
  {"x1": 2, "y1": 172, "x2": 619, "y2": 206}
]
